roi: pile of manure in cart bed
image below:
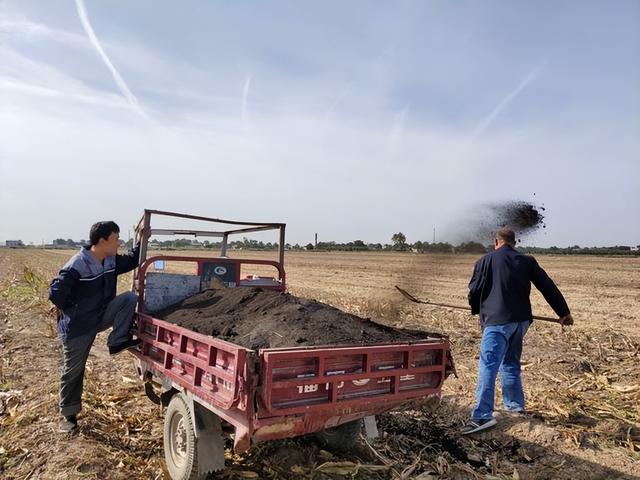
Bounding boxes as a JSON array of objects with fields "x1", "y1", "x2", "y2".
[{"x1": 155, "y1": 287, "x2": 438, "y2": 350}]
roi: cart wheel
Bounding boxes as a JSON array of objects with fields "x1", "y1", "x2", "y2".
[
  {"x1": 164, "y1": 393, "x2": 198, "y2": 480},
  {"x1": 314, "y1": 419, "x2": 362, "y2": 452}
]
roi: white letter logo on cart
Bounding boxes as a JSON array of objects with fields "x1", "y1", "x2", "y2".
[{"x1": 352, "y1": 379, "x2": 370, "y2": 386}]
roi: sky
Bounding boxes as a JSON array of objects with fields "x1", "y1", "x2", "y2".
[{"x1": 1, "y1": 0, "x2": 639, "y2": 247}]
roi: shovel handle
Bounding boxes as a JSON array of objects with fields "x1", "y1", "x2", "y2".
[{"x1": 395, "y1": 286, "x2": 564, "y2": 324}]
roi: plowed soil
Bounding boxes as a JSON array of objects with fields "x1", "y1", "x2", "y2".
[{"x1": 156, "y1": 287, "x2": 433, "y2": 349}]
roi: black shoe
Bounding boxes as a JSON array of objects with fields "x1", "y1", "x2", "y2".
[
  {"x1": 460, "y1": 417, "x2": 497, "y2": 435},
  {"x1": 109, "y1": 338, "x2": 142, "y2": 355},
  {"x1": 60, "y1": 415, "x2": 78, "y2": 433}
]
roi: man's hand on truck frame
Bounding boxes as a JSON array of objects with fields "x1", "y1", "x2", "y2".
[{"x1": 137, "y1": 225, "x2": 151, "y2": 240}]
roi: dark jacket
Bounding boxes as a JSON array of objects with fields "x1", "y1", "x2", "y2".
[
  {"x1": 49, "y1": 244, "x2": 140, "y2": 339},
  {"x1": 468, "y1": 245, "x2": 570, "y2": 327}
]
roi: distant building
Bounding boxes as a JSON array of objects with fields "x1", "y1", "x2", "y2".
[{"x1": 5, "y1": 240, "x2": 24, "y2": 248}]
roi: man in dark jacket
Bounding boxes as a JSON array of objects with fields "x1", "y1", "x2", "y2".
[
  {"x1": 461, "y1": 228, "x2": 572, "y2": 435},
  {"x1": 49, "y1": 221, "x2": 143, "y2": 433}
]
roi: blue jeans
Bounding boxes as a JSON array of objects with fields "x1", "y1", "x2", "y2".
[{"x1": 471, "y1": 321, "x2": 530, "y2": 420}]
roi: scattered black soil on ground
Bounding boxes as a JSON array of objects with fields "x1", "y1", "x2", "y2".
[
  {"x1": 155, "y1": 287, "x2": 437, "y2": 349},
  {"x1": 377, "y1": 411, "x2": 485, "y2": 468}
]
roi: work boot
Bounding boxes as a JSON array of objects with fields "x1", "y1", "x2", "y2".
[
  {"x1": 60, "y1": 415, "x2": 78, "y2": 433},
  {"x1": 109, "y1": 338, "x2": 142, "y2": 356}
]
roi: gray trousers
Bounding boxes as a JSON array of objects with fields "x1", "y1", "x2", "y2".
[{"x1": 59, "y1": 292, "x2": 137, "y2": 417}]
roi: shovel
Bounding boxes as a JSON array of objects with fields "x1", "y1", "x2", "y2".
[{"x1": 394, "y1": 286, "x2": 564, "y2": 324}]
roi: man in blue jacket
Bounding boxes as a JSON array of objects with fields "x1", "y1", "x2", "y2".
[
  {"x1": 461, "y1": 228, "x2": 572, "y2": 435},
  {"x1": 49, "y1": 221, "x2": 143, "y2": 433}
]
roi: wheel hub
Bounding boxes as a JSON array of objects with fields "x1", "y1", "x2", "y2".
[{"x1": 170, "y1": 413, "x2": 188, "y2": 466}]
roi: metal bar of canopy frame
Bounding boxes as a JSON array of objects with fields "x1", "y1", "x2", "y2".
[
  {"x1": 150, "y1": 226, "x2": 281, "y2": 238},
  {"x1": 133, "y1": 209, "x2": 286, "y2": 281},
  {"x1": 139, "y1": 212, "x2": 151, "y2": 268},
  {"x1": 221, "y1": 234, "x2": 229, "y2": 257},
  {"x1": 143, "y1": 209, "x2": 284, "y2": 228},
  {"x1": 223, "y1": 225, "x2": 283, "y2": 235},
  {"x1": 150, "y1": 229, "x2": 226, "y2": 237},
  {"x1": 132, "y1": 210, "x2": 152, "y2": 291},
  {"x1": 279, "y1": 225, "x2": 286, "y2": 267}
]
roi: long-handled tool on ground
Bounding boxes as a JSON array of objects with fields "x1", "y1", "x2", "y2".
[{"x1": 395, "y1": 286, "x2": 565, "y2": 324}]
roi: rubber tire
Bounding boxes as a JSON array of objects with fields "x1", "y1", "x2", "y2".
[
  {"x1": 164, "y1": 393, "x2": 199, "y2": 480},
  {"x1": 314, "y1": 419, "x2": 362, "y2": 452}
]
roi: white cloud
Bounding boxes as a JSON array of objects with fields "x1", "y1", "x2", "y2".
[
  {"x1": 74, "y1": 0, "x2": 148, "y2": 119},
  {"x1": 470, "y1": 65, "x2": 544, "y2": 140},
  {"x1": 241, "y1": 74, "x2": 251, "y2": 126},
  {"x1": 0, "y1": 16, "x2": 87, "y2": 47},
  {"x1": 0, "y1": 45, "x2": 131, "y2": 111}
]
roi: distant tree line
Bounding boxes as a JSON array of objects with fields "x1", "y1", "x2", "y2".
[
  {"x1": 53, "y1": 238, "x2": 88, "y2": 247},
  {"x1": 37, "y1": 234, "x2": 639, "y2": 256},
  {"x1": 148, "y1": 237, "x2": 279, "y2": 251},
  {"x1": 306, "y1": 239, "x2": 487, "y2": 253},
  {"x1": 519, "y1": 245, "x2": 639, "y2": 256}
]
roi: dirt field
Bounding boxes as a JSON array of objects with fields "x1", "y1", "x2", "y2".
[{"x1": 1, "y1": 248, "x2": 638, "y2": 479}]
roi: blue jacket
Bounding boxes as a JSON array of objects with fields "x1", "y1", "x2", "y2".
[
  {"x1": 468, "y1": 245, "x2": 570, "y2": 327},
  {"x1": 49, "y1": 244, "x2": 140, "y2": 339}
]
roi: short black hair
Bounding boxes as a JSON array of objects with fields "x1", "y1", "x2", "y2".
[
  {"x1": 495, "y1": 227, "x2": 516, "y2": 245},
  {"x1": 89, "y1": 221, "x2": 120, "y2": 246}
]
